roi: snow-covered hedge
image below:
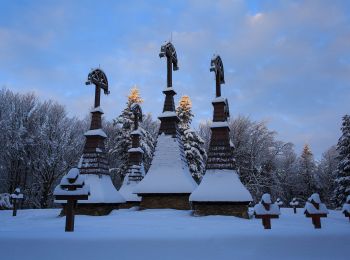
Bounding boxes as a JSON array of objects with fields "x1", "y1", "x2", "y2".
[{"x1": 0, "y1": 193, "x2": 13, "y2": 209}]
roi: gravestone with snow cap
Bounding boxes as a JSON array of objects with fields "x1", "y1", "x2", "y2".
[
  {"x1": 10, "y1": 188, "x2": 23, "y2": 216},
  {"x1": 254, "y1": 193, "x2": 280, "y2": 229},
  {"x1": 304, "y1": 193, "x2": 328, "y2": 229},
  {"x1": 276, "y1": 198, "x2": 283, "y2": 209},
  {"x1": 119, "y1": 103, "x2": 145, "y2": 208},
  {"x1": 57, "y1": 69, "x2": 125, "y2": 215},
  {"x1": 342, "y1": 195, "x2": 350, "y2": 222},
  {"x1": 54, "y1": 168, "x2": 89, "y2": 231},
  {"x1": 189, "y1": 55, "x2": 252, "y2": 218},
  {"x1": 290, "y1": 197, "x2": 299, "y2": 214},
  {"x1": 134, "y1": 41, "x2": 197, "y2": 210}
]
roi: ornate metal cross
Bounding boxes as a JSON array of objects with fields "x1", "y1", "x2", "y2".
[
  {"x1": 86, "y1": 68, "x2": 110, "y2": 108},
  {"x1": 131, "y1": 103, "x2": 143, "y2": 130},
  {"x1": 159, "y1": 41, "x2": 179, "y2": 88},
  {"x1": 210, "y1": 55, "x2": 225, "y2": 97}
]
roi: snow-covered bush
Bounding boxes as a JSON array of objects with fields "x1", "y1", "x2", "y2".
[{"x1": 0, "y1": 193, "x2": 13, "y2": 209}]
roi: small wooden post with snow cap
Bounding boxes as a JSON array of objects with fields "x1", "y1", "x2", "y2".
[
  {"x1": 342, "y1": 195, "x2": 350, "y2": 222},
  {"x1": 290, "y1": 197, "x2": 299, "y2": 214},
  {"x1": 276, "y1": 198, "x2": 283, "y2": 209},
  {"x1": 304, "y1": 193, "x2": 328, "y2": 229},
  {"x1": 54, "y1": 168, "x2": 89, "y2": 232},
  {"x1": 10, "y1": 188, "x2": 23, "y2": 217},
  {"x1": 253, "y1": 194, "x2": 280, "y2": 229}
]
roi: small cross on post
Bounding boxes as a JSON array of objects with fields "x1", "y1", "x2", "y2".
[
  {"x1": 304, "y1": 193, "x2": 328, "y2": 229},
  {"x1": 54, "y1": 168, "x2": 89, "y2": 232},
  {"x1": 210, "y1": 55, "x2": 225, "y2": 97},
  {"x1": 11, "y1": 188, "x2": 23, "y2": 217},
  {"x1": 253, "y1": 193, "x2": 280, "y2": 229},
  {"x1": 290, "y1": 197, "x2": 299, "y2": 214}
]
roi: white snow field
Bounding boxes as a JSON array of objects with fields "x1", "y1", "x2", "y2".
[{"x1": 0, "y1": 208, "x2": 349, "y2": 260}]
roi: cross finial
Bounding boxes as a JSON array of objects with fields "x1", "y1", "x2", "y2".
[
  {"x1": 159, "y1": 41, "x2": 179, "y2": 88},
  {"x1": 210, "y1": 55, "x2": 225, "y2": 97},
  {"x1": 86, "y1": 68, "x2": 110, "y2": 108},
  {"x1": 130, "y1": 103, "x2": 143, "y2": 130}
]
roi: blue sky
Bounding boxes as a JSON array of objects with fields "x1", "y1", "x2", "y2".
[{"x1": 1, "y1": 0, "x2": 350, "y2": 159}]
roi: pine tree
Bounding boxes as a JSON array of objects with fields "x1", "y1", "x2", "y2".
[
  {"x1": 333, "y1": 115, "x2": 350, "y2": 207},
  {"x1": 176, "y1": 95, "x2": 206, "y2": 181},
  {"x1": 296, "y1": 144, "x2": 317, "y2": 201},
  {"x1": 111, "y1": 87, "x2": 155, "y2": 179}
]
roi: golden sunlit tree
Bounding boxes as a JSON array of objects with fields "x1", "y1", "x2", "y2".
[
  {"x1": 111, "y1": 86, "x2": 155, "y2": 180},
  {"x1": 176, "y1": 95, "x2": 206, "y2": 182},
  {"x1": 127, "y1": 86, "x2": 143, "y2": 107}
]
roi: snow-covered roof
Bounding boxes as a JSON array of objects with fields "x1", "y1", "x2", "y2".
[
  {"x1": 134, "y1": 134, "x2": 197, "y2": 194},
  {"x1": 119, "y1": 182, "x2": 141, "y2": 202},
  {"x1": 84, "y1": 129, "x2": 107, "y2": 138},
  {"x1": 66, "y1": 168, "x2": 79, "y2": 180},
  {"x1": 304, "y1": 202, "x2": 328, "y2": 215},
  {"x1": 163, "y1": 87, "x2": 176, "y2": 93},
  {"x1": 54, "y1": 185, "x2": 90, "y2": 196},
  {"x1": 261, "y1": 193, "x2": 272, "y2": 204},
  {"x1": 211, "y1": 121, "x2": 229, "y2": 128},
  {"x1": 212, "y1": 97, "x2": 226, "y2": 103},
  {"x1": 158, "y1": 111, "x2": 178, "y2": 118},
  {"x1": 10, "y1": 193, "x2": 23, "y2": 199},
  {"x1": 276, "y1": 198, "x2": 283, "y2": 205},
  {"x1": 189, "y1": 169, "x2": 252, "y2": 202},
  {"x1": 254, "y1": 203, "x2": 280, "y2": 215},
  {"x1": 128, "y1": 147, "x2": 144, "y2": 153},
  {"x1": 11, "y1": 188, "x2": 23, "y2": 199},
  {"x1": 290, "y1": 200, "x2": 299, "y2": 206},
  {"x1": 60, "y1": 175, "x2": 85, "y2": 186},
  {"x1": 55, "y1": 174, "x2": 125, "y2": 204},
  {"x1": 342, "y1": 203, "x2": 350, "y2": 214},
  {"x1": 90, "y1": 106, "x2": 104, "y2": 114},
  {"x1": 309, "y1": 193, "x2": 321, "y2": 204}
]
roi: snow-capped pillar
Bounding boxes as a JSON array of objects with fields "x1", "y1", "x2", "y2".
[
  {"x1": 207, "y1": 98, "x2": 234, "y2": 170},
  {"x1": 158, "y1": 88, "x2": 180, "y2": 136},
  {"x1": 157, "y1": 41, "x2": 180, "y2": 137}
]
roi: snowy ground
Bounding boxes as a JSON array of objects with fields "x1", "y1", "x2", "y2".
[{"x1": 0, "y1": 208, "x2": 349, "y2": 260}]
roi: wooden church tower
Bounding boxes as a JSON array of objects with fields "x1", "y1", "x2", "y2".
[
  {"x1": 61, "y1": 69, "x2": 126, "y2": 215},
  {"x1": 119, "y1": 103, "x2": 145, "y2": 208},
  {"x1": 189, "y1": 55, "x2": 252, "y2": 218},
  {"x1": 134, "y1": 41, "x2": 197, "y2": 209}
]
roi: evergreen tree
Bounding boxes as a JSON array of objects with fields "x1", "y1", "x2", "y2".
[
  {"x1": 296, "y1": 144, "x2": 317, "y2": 201},
  {"x1": 176, "y1": 95, "x2": 206, "y2": 181},
  {"x1": 333, "y1": 115, "x2": 350, "y2": 207},
  {"x1": 111, "y1": 87, "x2": 155, "y2": 179}
]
